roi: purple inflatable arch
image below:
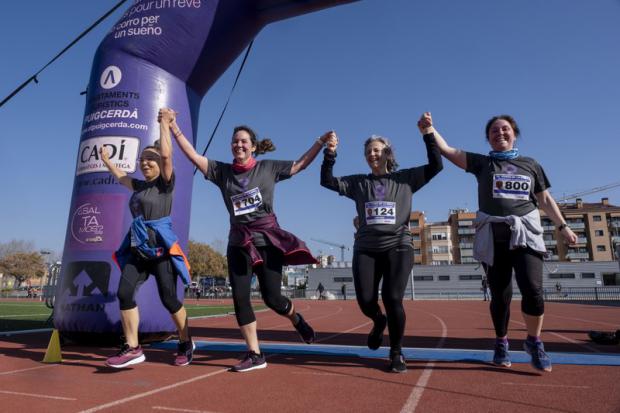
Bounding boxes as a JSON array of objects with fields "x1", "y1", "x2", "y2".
[{"x1": 55, "y1": 0, "x2": 357, "y2": 341}]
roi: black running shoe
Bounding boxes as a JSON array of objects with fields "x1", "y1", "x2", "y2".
[
  {"x1": 294, "y1": 313, "x2": 316, "y2": 344},
  {"x1": 389, "y1": 351, "x2": 407, "y2": 373},
  {"x1": 368, "y1": 314, "x2": 387, "y2": 350}
]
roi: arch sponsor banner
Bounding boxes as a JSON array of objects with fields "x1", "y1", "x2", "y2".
[{"x1": 56, "y1": 0, "x2": 358, "y2": 340}]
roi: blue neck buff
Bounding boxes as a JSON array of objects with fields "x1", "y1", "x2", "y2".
[{"x1": 489, "y1": 148, "x2": 519, "y2": 160}]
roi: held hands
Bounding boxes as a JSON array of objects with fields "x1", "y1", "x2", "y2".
[
  {"x1": 158, "y1": 108, "x2": 176, "y2": 125},
  {"x1": 417, "y1": 112, "x2": 433, "y2": 135},
  {"x1": 320, "y1": 131, "x2": 338, "y2": 154}
]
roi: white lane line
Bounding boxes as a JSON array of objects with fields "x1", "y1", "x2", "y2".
[
  {"x1": 545, "y1": 313, "x2": 619, "y2": 328},
  {"x1": 152, "y1": 406, "x2": 220, "y2": 413},
  {"x1": 78, "y1": 368, "x2": 229, "y2": 413},
  {"x1": 400, "y1": 311, "x2": 448, "y2": 413},
  {"x1": 458, "y1": 308, "x2": 602, "y2": 353},
  {"x1": 0, "y1": 389, "x2": 76, "y2": 401},
  {"x1": 0, "y1": 328, "x2": 53, "y2": 336},
  {"x1": 0, "y1": 365, "x2": 57, "y2": 376},
  {"x1": 501, "y1": 382, "x2": 590, "y2": 389},
  {"x1": 0, "y1": 313, "x2": 50, "y2": 318},
  {"x1": 315, "y1": 320, "x2": 372, "y2": 343}
]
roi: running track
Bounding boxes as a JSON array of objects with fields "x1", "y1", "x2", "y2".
[{"x1": 1, "y1": 300, "x2": 619, "y2": 412}]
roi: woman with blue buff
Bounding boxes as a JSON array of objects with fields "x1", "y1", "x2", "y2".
[
  {"x1": 101, "y1": 108, "x2": 193, "y2": 368},
  {"x1": 421, "y1": 112, "x2": 577, "y2": 372}
]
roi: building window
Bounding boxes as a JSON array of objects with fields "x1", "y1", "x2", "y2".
[
  {"x1": 432, "y1": 260, "x2": 450, "y2": 266},
  {"x1": 412, "y1": 234, "x2": 421, "y2": 241},
  {"x1": 597, "y1": 245, "x2": 606, "y2": 252},
  {"x1": 333, "y1": 277, "x2": 353, "y2": 283},
  {"x1": 432, "y1": 246, "x2": 449, "y2": 254},
  {"x1": 459, "y1": 274, "x2": 482, "y2": 281},
  {"x1": 581, "y1": 273, "x2": 596, "y2": 279},
  {"x1": 595, "y1": 230, "x2": 604, "y2": 237},
  {"x1": 410, "y1": 220, "x2": 419, "y2": 228},
  {"x1": 413, "y1": 276, "x2": 433, "y2": 281},
  {"x1": 432, "y1": 233, "x2": 448, "y2": 240},
  {"x1": 438, "y1": 275, "x2": 450, "y2": 281},
  {"x1": 549, "y1": 273, "x2": 576, "y2": 279},
  {"x1": 593, "y1": 215, "x2": 602, "y2": 222}
]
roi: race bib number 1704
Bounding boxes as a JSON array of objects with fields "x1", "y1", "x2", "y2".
[{"x1": 231, "y1": 187, "x2": 262, "y2": 216}]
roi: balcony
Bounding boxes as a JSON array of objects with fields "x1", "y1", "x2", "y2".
[
  {"x1": 611, "y1": 221, "x2": 620, "y2": 228},
  {"x1": 566, "y1": 252, "x2": 589, "y2": 260},
  {"x1": 575, "y1": 237, "x2": 588, "y2": 245},
  {"x1": 459, "y1": 242, "x2": 474, "y2": 249},
  {"x1": 568, "y1": 222, "x2": 585, "y2": 230},
  {"x1": 612, "y1": 236, "x2": 620, "y2": 243},
  {"x1": 458, "y1": 220, "x2": 473, "y2": 227},
  {"x1": 544, "y1": 255, "x2": 559, "y2": 261},
  {"x1": 460, "y1": 249, "x2": 474, "y2": 257},
  {"x1": 458, "y1": 228, "x2": 476, "y2": 235},
  {"x1": 542, "y1": 225, "x2": 555, "y2": 231},
  {"x1": 544, "y1": 240, "x2": 557, "y2": 246}
]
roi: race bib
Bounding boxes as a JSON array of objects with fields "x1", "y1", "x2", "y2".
[
  {"x1": 231, "y1": 187, "x2": 263, "y2": 216},
  {"x1": 493, "y1": 174, "x2": 531, "y2": 200},
  {"x1": 365, "y1": 201, "x2": 396, "y2": 225}
]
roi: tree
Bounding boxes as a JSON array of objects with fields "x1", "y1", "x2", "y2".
[
  {"x1": 188, "y1": 240, "x2": 228, "y2": 280},
  {"x1": 0, "y1": 252, "x2": 46, "y2": 287},
  {"x1": 0, "y1": 239, "x2": 35, "y2": 258}
]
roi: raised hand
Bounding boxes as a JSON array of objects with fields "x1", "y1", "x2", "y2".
[
  {"x1": 158, "y1": 108, "x2": 176, "y2": 124},
  {"x1": 418, "y1": 112, "x2": 433, "y2": 134},
  {"x1": 322, "y1": 131, "x2": 338, "y2": 153}
]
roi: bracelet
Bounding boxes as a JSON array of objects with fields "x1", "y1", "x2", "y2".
[
  {"x1": 316, "y1": 138, "x2": 325, "y2": 147},
  {"x1": 558, "y1": 223, "x2": 568, "y2": 231},
  {"x1": 172, "y1": 128, "x2": 182, "y2": 137}
]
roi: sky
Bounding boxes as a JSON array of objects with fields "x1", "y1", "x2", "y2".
[{"x1": 1, "y1": 0, "x2": 619, "y2": 261}]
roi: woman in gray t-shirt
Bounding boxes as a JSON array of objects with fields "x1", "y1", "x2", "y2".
[
  {"x1": 100, "y1": 108, "x2": 193, "y2": 369},
  {"x1": 423, "y1": 112, "x2": 576, "y2": 372},
  {"x1": 320, "y1": 124, "x2": 442, "y2": 373},
  {"x1": 173, "y1": 118, "x2": 331, "y2": 372}
]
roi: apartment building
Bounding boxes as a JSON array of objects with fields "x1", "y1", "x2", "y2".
[
  {"x1": 541, "y1": 197, "x2": 620, "y2": 262},
  {"x1": 424, "y1": 221, "x2": 454, "y2": 265},
  {"x1": 409, "y1": 211, "x2": 425, "y2": 265},
  {"x1": 448, "y1": 209, "x2": 477, "y2": 264}
]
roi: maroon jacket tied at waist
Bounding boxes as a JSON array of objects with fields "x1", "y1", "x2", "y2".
[{"x1": 228, "y1": 214, "x2": 318, "y2": 267}]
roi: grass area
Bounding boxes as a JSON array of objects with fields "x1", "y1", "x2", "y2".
[{"x1": 0, "y1": 301, "x2": 261, "y2": 332}]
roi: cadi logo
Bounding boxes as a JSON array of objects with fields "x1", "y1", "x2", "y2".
[{"x1": 76, "y1": 136, "x2": 140, "y2": 176}]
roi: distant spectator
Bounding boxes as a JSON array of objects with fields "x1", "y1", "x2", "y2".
[
  {"x1": 317, "y1": 282, "x2": 325, "y2": 300},
  {"x1": 341, "y1": 283, "x2": 347, "y2": 300}
]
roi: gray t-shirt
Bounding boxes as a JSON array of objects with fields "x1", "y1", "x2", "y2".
[
  {"x1": 321, "y1": 134, "x2": 442, "y2": 252},
  {"x1": 205, "y1": 159, "x2": 293, "y2": 245},
  {"x1": 465, "y1": 152, "x2": 550, "y2": 217},
  {"x1": 331, "y1": 169, "x2": 430, "y2": 251},
  {"x1": 129, "y1": 173, "x2": 174, "y2": 220}
]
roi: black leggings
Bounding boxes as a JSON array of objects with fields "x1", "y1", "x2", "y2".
[
  {"x1": 227, "y1": 245, "x2": 292, "y2": 326},
  {"x1": 352, "y1": 245, "x2": 414, "y2": 353},
  {"x1": 117, "y1": 254, "x2": 183, "y2": 314},
  {"x1": 484, "y1": 223, "x2": 545, "y2": 337}
]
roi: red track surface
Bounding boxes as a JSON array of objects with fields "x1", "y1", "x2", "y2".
[{"x1": 1, "y1": 300, "x2": 619, "y2": 413}]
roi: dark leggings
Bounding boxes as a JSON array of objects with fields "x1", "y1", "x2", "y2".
[
  {"x1": 227, "y1": 245, "x2": 292, "y2": 326},
  {"x1": 352, "y1": 245, "x2": 414, "y2": 353},
  {"x1": 117, "y1": 254, "x2": 183, "y2": 314},
  {"x1": 484, "y1": 223, "x2": 545, "y2": 338}
]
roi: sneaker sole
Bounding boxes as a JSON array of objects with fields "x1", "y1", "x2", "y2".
[
  {"x1": 492, "y1": 360, "x2": 512, "y2": 368},
  {"x1": 523, "y1": 344, "x2": 552, "y2": 372},
  {"x1": 297, "y1": 332, "x2": 316, "y2": 345},
  {"x1": 231, "y1": 362, "x2": 268, "y2": 373},
  {"x1": 106, "y1": 354, "x2": 146, "y2": 369}
]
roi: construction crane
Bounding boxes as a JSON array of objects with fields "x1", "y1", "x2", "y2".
[
  {"x1": 311, "y1": 238, "x2": 349, "y2": 262},
  {"x1": 556, "y1": 181, "x2": 620, "y2": 203}
]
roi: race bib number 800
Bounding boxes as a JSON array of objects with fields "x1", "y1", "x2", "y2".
[
  {"x1": 493, "y1": 174, "x2": 531, "y2": 200},
  {"x1": 365, "y1": 201, "x2": 396, "y2": 225},
  {"x1": 231, "y1": 187, "x2": 263, "y2": 216}
]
